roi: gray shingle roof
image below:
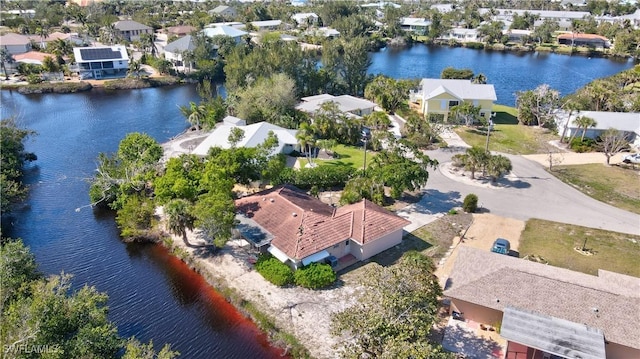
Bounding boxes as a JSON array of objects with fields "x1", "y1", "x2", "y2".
[
  {"x1": 444, "y1": 247, "x2": 640, "y2": 349},
  {"x1": 114, "y1": 20, "x2": 152, "y2": 31},
  {"x1": 164, "y1": 35, "x2": 196, "y2": 53}
]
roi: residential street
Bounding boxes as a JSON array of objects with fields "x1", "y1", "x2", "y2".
[{"x1": 417, "y1": 148, "x2": 640, "y2": 236}]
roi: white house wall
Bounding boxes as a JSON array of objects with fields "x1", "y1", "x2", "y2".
[{"x1": 350, "y1": 229, "x2": 404, "y2": 261}]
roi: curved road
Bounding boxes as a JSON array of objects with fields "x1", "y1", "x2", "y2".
[{"x1": 408, "y1": 148, "x2": 640, "y2": 236}]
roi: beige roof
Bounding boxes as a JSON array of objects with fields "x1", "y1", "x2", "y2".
[
  {"x1": 0, "y1": 33, "x2": 31, "y2": 46},
  {"x1": 235, "y1": 185, "x2": 409, "y2": 260},
  {"x1": 444, "y1": 247, "x2": 640, "y2": 349}
]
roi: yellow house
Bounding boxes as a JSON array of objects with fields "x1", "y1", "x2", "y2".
[{"x1": 416, "y1": 79, "x2": 497, "y2": 122}]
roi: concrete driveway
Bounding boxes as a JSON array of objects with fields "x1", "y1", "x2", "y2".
[{"x1": 418, "y1": 148, "x2": 640, "y2": 236}]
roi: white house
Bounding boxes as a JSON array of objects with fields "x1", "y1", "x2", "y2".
[
  {"x1": 440, "y1": 27, "x2": 481, "y2": 42},
  {"x1": 0, "y1": 33, "x2": 32, "y2": 55},
  {"x1": 191, "y1": 119, "x2": 299, "y2": 156},
  {"x1": 209, "y1": 5, "x2": 237, "y2": 19},
  {"x1": 555, "y1": 111, "x2": 640, "y2": 149},
  {"x1": 296, "y1": 94, "x2": 378, "y2": 117},
  {"x1": 250, "y1": 20, "x2": 283, "y2": 31},
  {"x1": 415, "y1": 79, "x2": 497, "y2": 121},
  {"x1": 202, "y1": 25, "x2": 247, "y2": 44},
  {"x1": 163, "y1": 35, "x2": 196, "y2": 70},
  {"x1": 291, "y1": 12, "x2": 319, "y2": 27},
  {"x1": 400, "y1": 17, "x2": 431, "y2": 35},
  {"x1": 72, "y1": 45, "x2": 129, "y2": 79}
]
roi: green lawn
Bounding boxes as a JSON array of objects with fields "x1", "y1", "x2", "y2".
[
  {"x1": 454, "y1": 105, "x2": 558, "y2": 155},
  {"x1": 519, "y1": 219, "x2": 640, "y2": 277},
  {"x1": 550, "y1": 164, "x2": 640, "y2": 214},
  {"x1": 299, "y1": 144, "x2": 376, "y2": 170}
]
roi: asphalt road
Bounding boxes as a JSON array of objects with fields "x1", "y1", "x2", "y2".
[{"x1": 418, "y1": 148, "x2": 640, "y2": 236}]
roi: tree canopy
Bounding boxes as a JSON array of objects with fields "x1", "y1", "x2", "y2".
[{"x1": 1, "y1": 118, "x2": 37, "y2": 216}]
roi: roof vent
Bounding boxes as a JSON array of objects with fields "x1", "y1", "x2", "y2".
[
  {"x1": 270, "y1": 198, "x2": 275, "y2": 202},
  {"x1": 292, "y1": 212, "x2": 297, "y2": 217},
  {"x1": 262, "y1": 198, "x2": 266, "y2": 201}
]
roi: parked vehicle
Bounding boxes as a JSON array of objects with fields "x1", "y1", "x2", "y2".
[
  {"x1": 491, "y1": 238, "x2": 511, "y2": 255},
  {"x1": 622, "y1": 153, "x2": 640, "y2": 164}
]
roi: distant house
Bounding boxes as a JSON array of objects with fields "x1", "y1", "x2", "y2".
[
  {"x1": 557, "y1": 33, "x2": 611, "y2": 48},
  {"x1": 443, "y1": 247, "x2": 640, "y2": 359},
  {"x1": 235, "y1": 185, "x2": 410, "y2": 269},
  {"x1": 209, "y1": 5, "x2": 237, "y2": 19},
  {"x1": 191, "y1": 119, "x2": 298, "y2": 156},
  {"x1": 13, "y1": 51, "x2": 52, "y2": 65},
  {"x1": 113, "y1": 20, "x2": 153, "y2": 42},
  {"x1": 250, "y1": 20, "x2": 283, "y2": 31},
  {"x1": 202, "y1": 25, "x2": 247, "y2": 44},
  {"x1": 0, "y1": 33, "x2": 32, "y2": 55},
  {"x1": 400, "y1": 17, "x2": 431, "y2": 35},
  {"x1": 310, "y1": 27, "x2": 340, "y2": 38},
  {"x1": 555, "y1": 110, "x2": 640, "y2": 149},
  {"x1": 431, "y1": 3, "x2": 456, "y2": 13},
  {"x1": 479, "y1": 8, "x2": 590, "y2": 31},
  {"x1": 163, "y1": 35, "x2": 196, "y2": 70},
  {"x1": 360, "y1": 1, "x2": 401, "y2": 9},
  {"x1": 291, "y1": 12, "x2": 319, "y2": 27},
  {"x1": 296, "y1": 94, "x2": 378, "y2": 117},
  {"x1": 503, "y1": 29, "x2": 532, "y2": 42},
  {"x1": 440, "y1": 27, "x2": 481, "y2": 43},
  {"x1": 72, "y1": 45, "x2": 129, "y2": 79},
  {"x1": 166, "y1": 25, "x2": 196, "y2": 37},
  {"x1": 26, "y1": 31, "x2": 83, "y2": 48},
  {"x1": 414, "y1": 79, "x2": 497, "y2": 122}
]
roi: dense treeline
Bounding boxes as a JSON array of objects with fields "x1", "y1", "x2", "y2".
[{"x1": 0, "y1": 119, "x2": 177, "y2": 358}]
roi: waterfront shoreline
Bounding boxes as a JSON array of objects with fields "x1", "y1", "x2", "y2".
[{"x1": 0, "y1": 76, "x2": 185, "y2": 94}]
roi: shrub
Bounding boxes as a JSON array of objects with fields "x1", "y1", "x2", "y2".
[
  {"x1": 462, "y1": 193, "x2": 478, "y2": 213},
  {"x1": 255, "y1": 255, "x2": 294, "y2": 286},
  {"x1": 570, "y1": 138, "x2": 596, "y2": 153},
  {"x1": 294, "y1": 263, "x2": 336, "y2": 289},
  {"x1": 448, "y1": 208, "x2": 458, "y2": 215}
]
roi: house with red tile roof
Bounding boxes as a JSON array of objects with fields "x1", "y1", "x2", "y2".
[
  {"x1": 235, "y1": 185, "x2": 410, "y2": 269},
  {"x1": 557, "y1": 33, "x2": 611, "y2": 48},
  {"x1": 443, "y1": 247, "x2": 640, "y2": 359}
]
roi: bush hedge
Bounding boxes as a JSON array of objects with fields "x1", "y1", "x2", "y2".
[
  {"x1": 255, "y1": 255, "x2": 294, "y2": 286},
  {"x1": 275, "y1": 165, "x2": 354, "y2": 189},
  {"x1": 462, "y1": 193, "x2": 478, "y2": 213},
  {"x1": 294, "y1": 263, "x2": 336, "y2": 289}
]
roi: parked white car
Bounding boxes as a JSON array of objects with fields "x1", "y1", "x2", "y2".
[{"x1": 622, "y1": 153, "x2": 640, "y2": 164}]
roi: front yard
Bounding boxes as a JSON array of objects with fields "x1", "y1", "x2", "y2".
[
  {"x1": 454, "y1": 105, "x2": 558, "y2": 155},
  {"x1": 549, "y1": 164, "x2": 640, "y2": 214},
  {"x1": 298, "y1": 144, "x2": 376, "y2": 170},
  {"x1": 518, "y1": 218, "x2": 640, "y2": 277}
]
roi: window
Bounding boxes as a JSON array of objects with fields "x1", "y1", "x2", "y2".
[
  {"x1": 480, "y1": 112, "x2": 486, "y2": 117},
  {"x1": 440, "y1": 100, "x2": 447, "y2": 109},
  {"x1": 449, "y1": 100, "x2": 459, "y2": 107},
  {"x1": 345, "y1": 240, "x2": 349, "y2": 246},
  {"x1": 473, "y1": 100, "x2": 479, "y2": 106}
]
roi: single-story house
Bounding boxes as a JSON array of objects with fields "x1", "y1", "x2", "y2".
[
  {"x1": 166, "y1": 25, "x2": 196, "y2": 37},
  {"x1": 503, "y1": 29, "x2": 532, "y2": 42},
  {"x1": 72, "y1": 45, "x2": 129, "y2": 79},
  {"x1": 0, "y1": 33, "x2": 32, "y2": 55},
  {"x1": 250, "y1": 20, "x2": 284, "y2": 31},
  {"x1": 431, "y1": 3, "x2": 456, "y2": 13},
  {"x1": 414, "y1": 78, "x2": 497, "y2": 121},
  {"x1": 191, "y1": 118, "x2": 298, "y2": 156},
  {"x1": 202, "y1": 25, "x2": 247, "y2": 44},
  {"x1": 209, "y1": 5, "x2": 237, "y2": 19},
  {"x1": 13, "y1": 51, "x2": 53, "y2": 65},
  {"x1": 291, "y1": 12, "x2": 319, "y2": 27},
  {"x1": 555, "y1": 110, "x2": 640, "y2": 149},
  {"x1": 163, "y1": 35, "x2": 196, "y2": 70},
  {"x1": 557, "y1": 33, "x2": 611, "y2": 48},
  {"x1": 400, "y1": 18, "x2": 431, "y2": 35},
  {"x1": 296, "y1": 94, "x2": 378, "y2": 117},
  {"x1": 360, "y1": 1, "x2": 401, "y2": 9},
  {"x1": 235, "y1": 185, "x2": 410, "y2": 269},
  {"x1": 311, "y1": 27, "x2": 340, "y2": 38},
  {"x1": 113, "y1": 20, "x2": 153, "y2": 42},
  {"x1": 440, "y1": 27, "x2": 481, "y2": 43},
  {"x1": 443, "y1": 247, "x2": 640, "y2": 359}
]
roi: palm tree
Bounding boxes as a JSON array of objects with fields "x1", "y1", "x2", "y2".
[
  {"x1": 36, "y1": 25, "x2": 50, "y2": 49},
  {"x1": 165, "y1": 199, "x2": 195, "y2": 246},
  {"x1": 139, "y1": 33, "x2": 158, "y2": 58},
  {"x1": 128, "y1": 60, "x2": 141, "y2": 78},
  {"x1": 296, "y1": 123, "x2": 316, "y2": 166},
  {"x1": 0, "y1": 48, "x2": 15, "y2": 80}
]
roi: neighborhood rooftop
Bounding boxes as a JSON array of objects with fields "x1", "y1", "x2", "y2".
[
  {"x1": 444, "y1": 247, "x2": 640, "y2": 350},
  {"x1": 420, "y1": 79, "x2": 498, "y2": 101},
  {"x1": 297, "y1": 94, "x2": 378, "y2": 114}
]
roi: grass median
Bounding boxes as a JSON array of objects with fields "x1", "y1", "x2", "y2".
[{"x1": 519, "y1": 218, "x2": 640, "y2": 277}]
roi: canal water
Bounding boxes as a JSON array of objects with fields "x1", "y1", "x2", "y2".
[
  {"x1": 369, "y1": 44, "x2": 636, "y2": 105},
  {"x1": 0, "y1": 46, "x2": 635, "y2": 358}
]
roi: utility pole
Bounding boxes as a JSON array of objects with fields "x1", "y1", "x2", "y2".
[{"x1": 485, "y1": 113, "x2": 496, "y2": 152}]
